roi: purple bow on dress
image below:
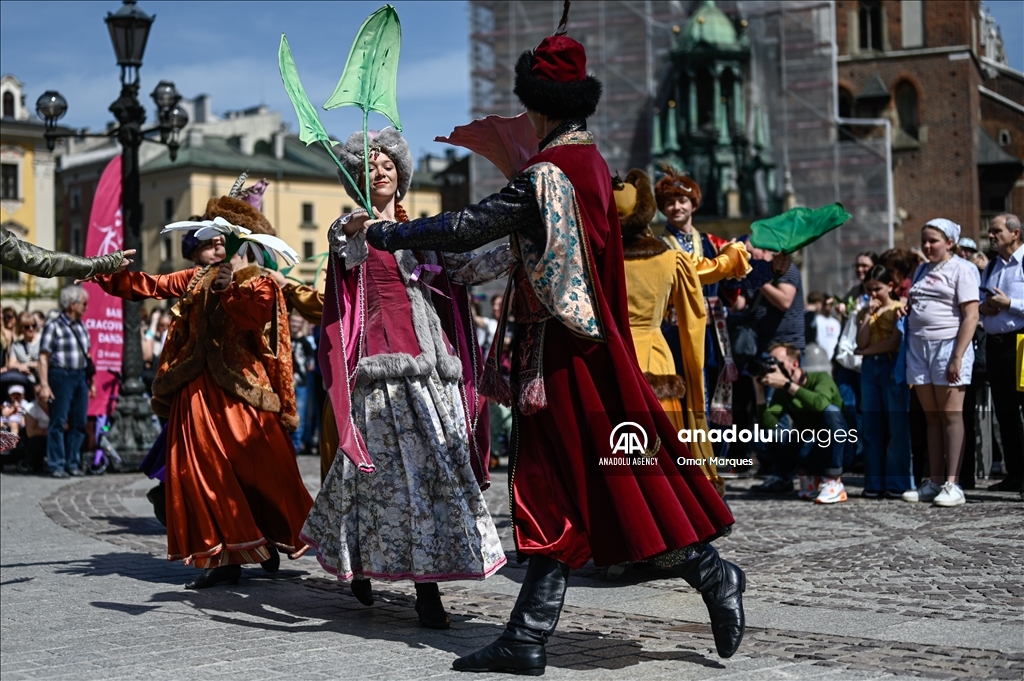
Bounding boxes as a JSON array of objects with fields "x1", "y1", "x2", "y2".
[{"x1": 410, "y1": 263, "x2": 448, "y2": 298}]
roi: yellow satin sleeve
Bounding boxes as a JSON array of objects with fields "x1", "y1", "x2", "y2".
[
  {"x1": 692, "y1": 241, "x2": 752, "y2": 285},
  {"x1": 282, "y1": 283, "x2": 324, "y2": 325}
]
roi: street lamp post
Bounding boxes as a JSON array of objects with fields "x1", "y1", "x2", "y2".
[{"x1": 37, "y1": 0, "x2": 188, "y2": 464}]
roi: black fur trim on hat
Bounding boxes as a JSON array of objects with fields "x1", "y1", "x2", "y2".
[{"x1": 513, "y1": 51, "x2": 602, "y2": 121}]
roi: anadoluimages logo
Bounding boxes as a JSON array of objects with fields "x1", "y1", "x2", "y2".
[{"x1": 609, "y1": 421, "x2": 649, "y2": 455}]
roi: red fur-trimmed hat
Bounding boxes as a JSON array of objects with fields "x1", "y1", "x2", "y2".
[
  {"x1": 513, "y1": 2, "x2": 602, "y2": 120},
  {"x1": 654, "y1": 165, "x2": 702, "y2": 212}
]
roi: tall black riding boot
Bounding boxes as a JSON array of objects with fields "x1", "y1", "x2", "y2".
[
  {"x1": 452, "y1": 555, "x2": 570, "y2": 675},
  {"x1": 675, "y1": 544, "x2": 746, "y2": 658}
]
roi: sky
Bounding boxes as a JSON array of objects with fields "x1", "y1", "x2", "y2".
[
  {"x1": 0, "y1": 1, "x2": 472, "y2": 161},
  {"x1": 0, "y1": 1, "x2": 1021, "y2": 162}
]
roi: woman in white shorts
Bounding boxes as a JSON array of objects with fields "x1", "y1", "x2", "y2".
[{"x1": 903, "y1": 218, "x2": 979, "y2": 507}]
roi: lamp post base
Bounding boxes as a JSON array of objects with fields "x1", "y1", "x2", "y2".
[{"x1": 101, "y1": 392, "x2": 161, "y2": 467}]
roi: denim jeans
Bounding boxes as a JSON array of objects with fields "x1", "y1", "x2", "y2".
[
  {"x1": 46, "y1": 367, "x2": 88, "y2": 473},
  {"x1": 834, "y1": 364, "x2": 864, "y2": 469},
  {"x1": 860, "y1": 355, "x2": 913, "y2": 493},
  {"x1": 752, "y1": 404, "x2": 847, "y2": 479}
]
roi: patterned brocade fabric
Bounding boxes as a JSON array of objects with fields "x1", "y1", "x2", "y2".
[{"x1": 519, "y1": 161, "x2": 603, "y2": 340}]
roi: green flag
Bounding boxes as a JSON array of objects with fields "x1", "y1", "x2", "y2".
[
  {"x1": 278, "y1": 34, "x2": 369, "y2": 211},
  {"x1": 749, "y1": 203, "x2": 852, "y2": 255}
]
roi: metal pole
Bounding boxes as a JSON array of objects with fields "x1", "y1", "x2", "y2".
[{"x1": 105, "y1": 80, "x2": 160, "y2": 463}]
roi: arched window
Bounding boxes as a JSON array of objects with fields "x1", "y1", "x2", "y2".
[
  {"x1": 838, "y1": 87, "x2": 856, "y2": 140},
  {"x1": 895, "y1": 81, "x2": 918, "y2": 139},
  {"x1": 859, "y1": 1, "x2": 883, "y2": 51},
  {"x1": 2, "y1": 91, "x2": 14, "y2": 118},
  {"x1": 695, "y1": 68, "x2": 715, "y2": 128}
]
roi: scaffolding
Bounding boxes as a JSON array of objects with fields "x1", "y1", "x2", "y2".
[
  {"x1": 470, "y1": 1, "x2": 893, "y2": 295},
  {"x1": 469, "y1": 0, "x2": 686, "y2": 201},
  {"x1": 737, "y1": 0, "x2": 892, "y2": 295}
]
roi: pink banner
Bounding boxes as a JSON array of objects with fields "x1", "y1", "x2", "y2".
[{"x1": 82, "y1": 156, "x2": 124, "y2": 417}]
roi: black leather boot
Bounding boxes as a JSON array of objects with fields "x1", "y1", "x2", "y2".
[
  {"x1": 351, "y1": 578, "x2": 373, "y2": 606},
  {"x1": 184, "y1": 564, "x2": 241, "y2": 589},
  {"x1": 260, "y1": 544, "x2": 280, "y2": 574},
  {"x1": 415, "y1": 582, "x2": 451, "y2": 629},
  {"x1": 452, "y1": 555, "x2": 570, "y2": 675},
  {"x1": 675, "y1": 544, "x2": 746, "y2": 658}
]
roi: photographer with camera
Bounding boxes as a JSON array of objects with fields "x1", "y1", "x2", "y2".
[{"x1": 750, "y1": 343, "x2": 849, "y2": 503}]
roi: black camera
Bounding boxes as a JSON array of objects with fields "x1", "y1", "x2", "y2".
[{"x1": 749, "y1": 356, "x2": 789, "y2": 379}]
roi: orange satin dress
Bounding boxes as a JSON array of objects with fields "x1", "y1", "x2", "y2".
[{"x1": 96, "y1": 268, "x2": 314, "y2": 568}]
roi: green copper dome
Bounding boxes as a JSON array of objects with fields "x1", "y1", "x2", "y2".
[{"x1": 679, "y1": 0, "x2": 742, "y2": 53}]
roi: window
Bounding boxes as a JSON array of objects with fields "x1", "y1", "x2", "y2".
[
  {"x1": 303, "y1": 240, "x2": 315, "y2": 259},
  {"x1": 895, "y1": 82, "x2": 919, "y2": 139},
  {"x1": 161, "y1": 236, "x2": 173, "y2": 262},
  {"x1": 163, "y1": 197, "x2": 174, "y2": 222},
  {"x1": 859, "y1": 1, "x2": 883, "y2": 51},
  {"x1": 70, "y1": 187, "x2": 81, "y2": 212},
  {"x1": 901, "y1": 0, "x2": 923, "y2": 48},
  {"x1": 999, "y1": 130, "x2": 1011, "y2": 147},
  {"x1": 342, "y1": 204, "x2": 353, "y2": 215},
  {"x1": 420, "y1": 212, "x2": 428, "y2": 219},
  {"x1": 302, "y1": 202, "x2": 314, "y2": 225},
  {"x1": 838, "y1": 87, "x2": 856, "y2": 140},
  {"x1": 1, "y1": 163, "x2": 17, "y2": 200},
  {"x1": 2, "y1": 91, "x2": 13, "y2": 118}
]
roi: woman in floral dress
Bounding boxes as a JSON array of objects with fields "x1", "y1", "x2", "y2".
[{"x1": 301, "y1": 129, "x2": 507, "y2": 629}]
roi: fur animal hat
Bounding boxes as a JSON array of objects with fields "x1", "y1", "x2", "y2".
[
  {"x1": 202, "y1": 195, "x2": 275, "y2": 236},
  {"x1": 513, "y1": 2, "x2": 602, "y2": 120},
  {"x1": 336, "y1": 127, "x2": 413, "y2": 203},
  {"x1": 654, "y1": 166, "x2": 702, "y2": 212},
  {"x1": 614, "y1": 169, "x2": 657, "y2": 239}
]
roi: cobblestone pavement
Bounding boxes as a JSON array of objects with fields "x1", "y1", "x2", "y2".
[{"x1": 2, "y1": 457, "x2": 1022, "y2": 680}]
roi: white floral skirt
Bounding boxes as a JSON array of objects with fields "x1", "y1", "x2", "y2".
[{"x1": 301, "y1": 370, "x2": 506, "y2": 582}]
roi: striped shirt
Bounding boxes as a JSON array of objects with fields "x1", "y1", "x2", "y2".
[{"x1": 39, "y1": 313, "x2": 90, "y2": 370}]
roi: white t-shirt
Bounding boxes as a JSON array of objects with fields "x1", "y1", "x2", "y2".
[
  {"x1": 814, "y1": 314, "x2": 842, "y2": 359},
  {"x1": 25, "y1": 400, "x2": 50, "y2": 430},
  {"x1": 907, "y1": 256, "x2": 980, "y2": 340}
]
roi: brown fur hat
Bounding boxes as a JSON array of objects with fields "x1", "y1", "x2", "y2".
[
  {"x1": 614, "y1": 168, "x2": 657, "y2": 239},
  {"x1": 654, "y1": 165, "x2": 701, "y2": 212},
  {"x1": 203, "y1": 195, "x2": 275, "y2": 236}
]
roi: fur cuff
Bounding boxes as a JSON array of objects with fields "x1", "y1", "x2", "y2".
[{"x1": 644, "y1": 373, "x2": 686, "y2": 400}]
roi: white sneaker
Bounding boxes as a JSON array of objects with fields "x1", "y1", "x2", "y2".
[
  {"x1": 798, "y1": 475, "x2": 821, "y2": 500},
  {"x1": 815, "y1": 478, "x2": 847, "y2": 504},
  {"x1": 902, "y1": 479, "x2": 942, "y2": 503},
  {"x1": 932, "y1": 482, "x2": 966, "y2": 507}
]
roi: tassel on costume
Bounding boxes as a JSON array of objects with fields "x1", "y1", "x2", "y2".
[
  {"x1": 480, "y1": 361, "x2": 515, "y2": 407},
  {"x1": 518, "y1": 377, "x2": 548, "y2": 416}
]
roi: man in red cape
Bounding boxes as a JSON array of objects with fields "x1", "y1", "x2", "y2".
[{"x1": 367, "y1": 28, "x2": 747, "y2": 675}]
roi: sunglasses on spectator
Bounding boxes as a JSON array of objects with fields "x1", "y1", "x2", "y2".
[{"x1": 22, "y1": 324, "x2": 37, "y2": 330}]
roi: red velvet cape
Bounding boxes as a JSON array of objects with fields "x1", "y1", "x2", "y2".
[{"x1": 511, "y1": 141, "x2": 734, "y2": 569}]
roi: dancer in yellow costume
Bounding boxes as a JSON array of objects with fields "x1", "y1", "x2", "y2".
[{"x1": 615, "y1": 169, "x2": 749, "y2": 496}]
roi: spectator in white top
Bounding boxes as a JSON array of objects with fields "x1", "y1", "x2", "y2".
[
  {"x1": 979, "y1": 213, "x2": 1024, "y2": 493},
  {"x1": 902, "y1": 219, "x2": 980, "y2": 507}
]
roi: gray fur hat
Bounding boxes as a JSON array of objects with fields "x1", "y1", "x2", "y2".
[{"x1": 336, "y1": 127, "x2": 413, "y2": 203}]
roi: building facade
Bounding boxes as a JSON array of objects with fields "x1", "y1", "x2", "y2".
[
  {"x1": 1, "y1": 74, "x2": 62, "y2": 303},
  {"x1": 836, "y1": 0, "x2": 1023, "y2": 246},
  {"x1": 57, "y1": 97, "x2": 442, "y2": 287}
]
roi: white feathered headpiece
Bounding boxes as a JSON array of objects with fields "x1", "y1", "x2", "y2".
[{"x1": 162, "y1": 216, "x2": 299, "y2": 271}]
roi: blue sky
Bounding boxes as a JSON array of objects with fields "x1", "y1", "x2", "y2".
[
  {"x1": 0, "y1": 1, "x2": 471, "y2": 160},
  {"x1": 1, "y1": 1, "x2": 1021, "y2": 162}
]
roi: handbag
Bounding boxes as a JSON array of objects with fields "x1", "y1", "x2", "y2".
[{"x1": 834, "y1": 311, "x2": 863, "y2": 371}]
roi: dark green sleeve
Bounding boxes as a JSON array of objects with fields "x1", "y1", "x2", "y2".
[{"x1": 1, "y1": 225, "x2": 124, "y2": 279}]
